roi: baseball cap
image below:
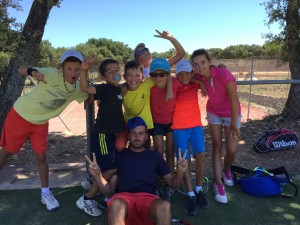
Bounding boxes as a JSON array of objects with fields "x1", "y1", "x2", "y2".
[
  {"x1": 176, "y1": 59, "x2": 193, "y2": 75},
  {"x1": 127, "y1": 116, "x2": 147, "y2": 131},
  {"x1": 150, "y1": 58, "x2": 170, "y2": 73},
  {"x1": 132, "y1": 43, "x2": 145, "y2": 60},
  {"x1": 61, "y1": 50, "x2": 83, "y2": 63}
]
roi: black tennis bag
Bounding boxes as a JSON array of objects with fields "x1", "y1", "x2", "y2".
[{"x1": 253, "y1": 128, "x2": 298, "y2": 153}]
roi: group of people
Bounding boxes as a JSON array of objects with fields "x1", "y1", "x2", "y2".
[{"x1": 0, "y1": 30, "x2": 241, "y2": 225}]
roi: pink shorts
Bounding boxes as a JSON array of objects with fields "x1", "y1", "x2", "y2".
[
  {"x1": 0, "y1": 108, "x2": 48, "y2": 154},
  {"x1": 108, "y1": 192, "x2": 159, "y2": 225}
]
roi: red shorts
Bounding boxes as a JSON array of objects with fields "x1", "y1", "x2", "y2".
[
  {"x1": 0, "y1": 108, "x2": 48, "y2": 154},
  {"x1": 108, "y1": 192, "x2": 159, "y2": 225}
]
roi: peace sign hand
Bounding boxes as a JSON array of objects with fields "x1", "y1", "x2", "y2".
[
  {"x1": 82, "y1": 54, "x2": 97, "y2": 71},
  {"x1": 154, "y1": 29, "x2": 173, "y2": 40},
  {"x1": 177, "y1": 148, "x2": 188, "y2": 174},
  {"x1": 85, "y1": 153, "x2": 101, "y2": 177}
]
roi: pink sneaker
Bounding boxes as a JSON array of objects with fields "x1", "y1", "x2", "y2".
[
  {"x1": 222, "y1": 170, "x2": 234, "y2": 186},
  {"x1": 214, "y1": 184, "x2": 228, "y2": 204}
]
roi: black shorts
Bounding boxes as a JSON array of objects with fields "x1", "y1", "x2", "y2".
[
  {"x1": 90, "y1": 131, "x2": 117, "y2": 171},
  {"x1": 151, "y1": 123, "x2": 172, "y2": 136}
]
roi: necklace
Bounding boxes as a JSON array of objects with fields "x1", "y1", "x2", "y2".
[{"x1": 63, "y1": 77, "x2": 76, "y2": 93}]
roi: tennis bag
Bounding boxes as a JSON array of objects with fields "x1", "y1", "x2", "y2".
[
  {"x1": 231, "y1": 165, "x2": 298, "y2": 198},
  {"x1": 253, "y1": 128, "x2": 299, "y2": 153}
]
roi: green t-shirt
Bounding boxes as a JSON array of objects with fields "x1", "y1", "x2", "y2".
[{"x1": 14, "y1": 67, "x2": 88, "y2": 124}]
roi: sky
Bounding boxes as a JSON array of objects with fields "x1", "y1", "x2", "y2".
[{"x1": 8, "y1": 0, "x2": 280, "y2": 54}]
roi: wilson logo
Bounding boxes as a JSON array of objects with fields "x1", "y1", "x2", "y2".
[{"x1": 272, "y1": 140, "x2": 297, "y2": 148}]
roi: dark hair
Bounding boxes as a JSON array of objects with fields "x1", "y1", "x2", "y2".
[
  {"x1": 124, "y1": 60, "x2": 143, "y2": 76},
  {"x1": 61, "y1": 56, "x2": 82, "y2": 67},
  {"x1": 98, "y1": 59, "x2": 119, "y2": 77},
  {"x1": 191, "y1": 49, "x2": 211, "y2": 61}
]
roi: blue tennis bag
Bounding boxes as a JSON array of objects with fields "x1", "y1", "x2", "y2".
[{"x1": 231, "y1": 165, "x2": 298, "y2": 198}]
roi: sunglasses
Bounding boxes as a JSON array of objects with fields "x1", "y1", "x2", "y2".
[
  {"x1": 136, "y1": 47, "x2": 149, "y2": 57},
  {"x1": 150, "y1": 72, "x2": 167, "y2": 78}
]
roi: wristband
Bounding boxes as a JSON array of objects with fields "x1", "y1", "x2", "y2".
[{"x1": 27, "y1": 67, "x2": 38, "y2": 76}]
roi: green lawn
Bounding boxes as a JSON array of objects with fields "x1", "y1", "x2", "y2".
[{"x1": 0, "y1": 180, "x2": 299, "y2": 225}]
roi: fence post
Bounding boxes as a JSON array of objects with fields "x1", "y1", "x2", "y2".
[{"x1": 84, "y1": 101, "x2": 94, "y2": 175}]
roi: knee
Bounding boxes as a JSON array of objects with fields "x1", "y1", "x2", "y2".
[
  {"x1": 110, "y1": 198, "x2": 127, "y2": 212},
  {"x1": 34, "y1": 153, "x2": 47, "y2": 163},
  {"x1": 156, "y1": 199, "x2": 171, "y2": 214}
]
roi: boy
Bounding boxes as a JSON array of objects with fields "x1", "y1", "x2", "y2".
[
  {"x1": 172, "y1": 59, "x2": 208, "y2": 216},
  {"x1": 76, "y1": 57, "x2": 126, "y2": 216},
  {"x1": 0, "y1": 50, "x2": 88, "y2": 210}
]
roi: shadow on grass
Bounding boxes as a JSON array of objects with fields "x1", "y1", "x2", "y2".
[{"x1": 1, "y1": 180, "x2": 300, "y2": 225}]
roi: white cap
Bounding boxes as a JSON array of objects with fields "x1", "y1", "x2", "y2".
[
  {"x1": 61, "y1": 50, "x2": 83, "y2": 63},
  {"x1": 132, "y1": 43, "x2": 145, "y2": 60},
  {"x1": 176, "y1": 59, "x2": 193, "y2": 75}
]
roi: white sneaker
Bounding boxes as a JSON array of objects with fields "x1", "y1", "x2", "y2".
[
  {"x1": 81, "y1": 177, "x2": 93, "y2": 190},
  {"x1": 76, "y1": 195, "x2": 102, "y2": 217},
  {"x1": 214, "y1": 184, "x2": 228, "y2": 204},
  {"x1": 41, "y1": 192, "x2": 60, "y2": 210},
  {"x1": 222, "y1": 171, "x2": 234, "y2": 186}
]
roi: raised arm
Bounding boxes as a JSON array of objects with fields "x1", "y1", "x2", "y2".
[
  {"x1": 80, "y1": 55, "x2": 97, "y2": 95},
  {"x1": 154, "y1": 30, "x2": 185, "y2": 66}
]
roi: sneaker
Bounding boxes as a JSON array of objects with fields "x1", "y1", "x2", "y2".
[
  {"x1": 222, "y1": 171, "x2": 234, "y2": 186},
  {"x1": 214, "y1": 184, "x2": 228, "y2": 204},
  {"x1": 160, "y1": 187, "x2": 174, "y2": 202},
  {"x1": 98, "y1": 199, "x2": 108, "y2": 210},
  {"x1": 193, "y1": 188, "x2": 209, "y2": 208},
  {"x1": 185, "y1": 196, "x2": 197, "y2": 216},
  {"x1": 81, "y1": 177, "x2": 93, "y2": 190},
  {"x1": 41, "y1": 192, "x2": 60, "y2": 211},
  {"x1": 76, "y1": 195, "x2": 102, "y2": 217}
]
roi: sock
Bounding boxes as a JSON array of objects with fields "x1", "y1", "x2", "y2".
[
  {"x1": 84, "y1": 195, "x2": 94, "y2": 200},
  {"x1": 194, "y1": 186, "x2": 202, "y2": 194},
  {"x1": 104, "y1": 197, "x2": 109, "y2": 202},
  {"x1": 187, "y1": 191, "x2": 196, "y2": 197},
  {"x1": 41, "y1": 187, "x2": 50, "y2": 194}
]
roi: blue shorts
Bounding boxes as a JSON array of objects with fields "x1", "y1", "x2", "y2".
[
  {"x1": 206, "y1": 112, "x2": 242, "y2": 128},
  {"x1": 173, "y1": 126, "x2": 205, "y2": 159},
  {"x1": 90, "y1": 131, "x2": 117, "y2": 171},
  {"x1": 151, "y1": 123, "x2": 172, "y2": 136}
]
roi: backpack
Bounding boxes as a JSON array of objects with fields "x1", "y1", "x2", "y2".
[
  {"x1": 231, "y1": 165, "x2": 298, "y2": 198},
  {"x1": 253, "y1": 128, "x2": 299, "y2": 153}
]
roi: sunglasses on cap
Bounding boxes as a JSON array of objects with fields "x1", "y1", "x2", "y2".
[
  {"x1": 150, "y1": 72, "x2": 167, "y2": 78},
  {"x1": 136, "y1": 48, "x2": 149, "y2": 57}
]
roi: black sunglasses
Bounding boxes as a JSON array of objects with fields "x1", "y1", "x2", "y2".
[
  {"x1": 150, "y1": 72, "x2": 167, "y2": 78},
  {"x1": 136, "y1": 48, "x2": 149, "y2": 57}
]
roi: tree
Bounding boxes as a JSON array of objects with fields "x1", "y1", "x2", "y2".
[
  {"x1": 263, "y1": 0, "x2": 300, "y2": 119},
  {"x1": 0, "y1": 0, "x2": 61, "y2": 135}
]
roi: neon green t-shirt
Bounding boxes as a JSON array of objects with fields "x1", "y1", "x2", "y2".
[
  {"x1": 13, "y1": 67, "x2": 88, "y2": 125},
  {"x1": 123, "y1": 78, "x2": 154, "y2": 129}
]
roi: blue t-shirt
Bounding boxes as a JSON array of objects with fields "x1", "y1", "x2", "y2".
[{"x1": 116, "y1": 149, "x2": 170, "y2": 195}]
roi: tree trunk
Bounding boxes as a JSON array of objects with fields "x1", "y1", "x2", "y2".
[
  {"x1": 282, "y1": 0, "x2": 300, "y2": 119},
  {"x1": 0, "y1": 0, "x2": 59, "y2": 135}
]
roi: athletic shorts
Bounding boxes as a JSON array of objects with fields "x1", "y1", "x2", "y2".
[
  {"x1": 151, "y1": 123, "x2": 172, "y2": 136},
  {"x1": 90, "y1": 131, "x2": 117, "y2": 171},
  {"x1": 173, "y1": 126, "x2": 205, "y2": 159},
  {"x1": 206, "y1": 112, "x2": 242, "y2": 128},
  {"x1": 0, "y1": 108, "x2": 48, "y2": 154},
  {"x1": 108, "y1": 192, "x2": 159, "y2": 225}
]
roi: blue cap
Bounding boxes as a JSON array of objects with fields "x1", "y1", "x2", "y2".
[
  {"x1": 127, "y1": 116, "x2": 147, "y2": 131},
  {"x1": 176, "y1": 59, "x2": 193, "y2": 75},
  {"x1": 150, "y1": 58, "x2": 170, "y2": 73}
]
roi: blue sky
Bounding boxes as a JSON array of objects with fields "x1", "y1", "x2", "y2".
[{"x1": 9, "y1": 0, "x2": 279, "y2": 54}]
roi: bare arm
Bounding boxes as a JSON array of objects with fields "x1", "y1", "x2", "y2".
[
  {"x1": 164, "y1": 149, "x2": 188, "y2": 189},
  {"x1": 226, "y1": 81, "x2": 241, "y2": 139},
  {"x1": 165, "y1": 76, "x2": 174, "y2": 101},
  {"x1": 85, "y1": 153, "x2": 116, "y2": 197},
  {"x1": 80, "y1": 55, "x2": 97, "y2": 95},
  {"x1": 18, "y1": 66, "x2": 47, "y2": 83},
  {"x1": 154, "y1": 30, "x2": 185, "y2": 67}
]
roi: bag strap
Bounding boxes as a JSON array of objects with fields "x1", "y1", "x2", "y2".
[{"x1": 267, "y1": 166, "x2": 298, "y2": 198}]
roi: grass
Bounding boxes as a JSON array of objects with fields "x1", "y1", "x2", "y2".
[{"x1": 0, "y1": 179, "x2": 300, "y2": 225}]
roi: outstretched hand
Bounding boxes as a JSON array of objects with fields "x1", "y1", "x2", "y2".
[
  {"x1": 177, "y1": 148, "x2": 188, "y2": 174},
  {"x1": 85, "y1": 153, "x2": 101, "y2": 177},
  {"x1": 154, "y1": 29, "x2": 173, "y2": 40},
  {"x1": 82, "y1": 54, "x2": 97, "y2": 71}
]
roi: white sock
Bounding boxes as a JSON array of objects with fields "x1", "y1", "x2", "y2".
[
  {"x1": 41, "y1": 187, "x2": 50, "y2": 194},
  {"x1": 194, "y1": 186, "x2": 202, "y2": 194},
  {"x1": 187, "y1": 191, "x2": 195, "y2": 197}
]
